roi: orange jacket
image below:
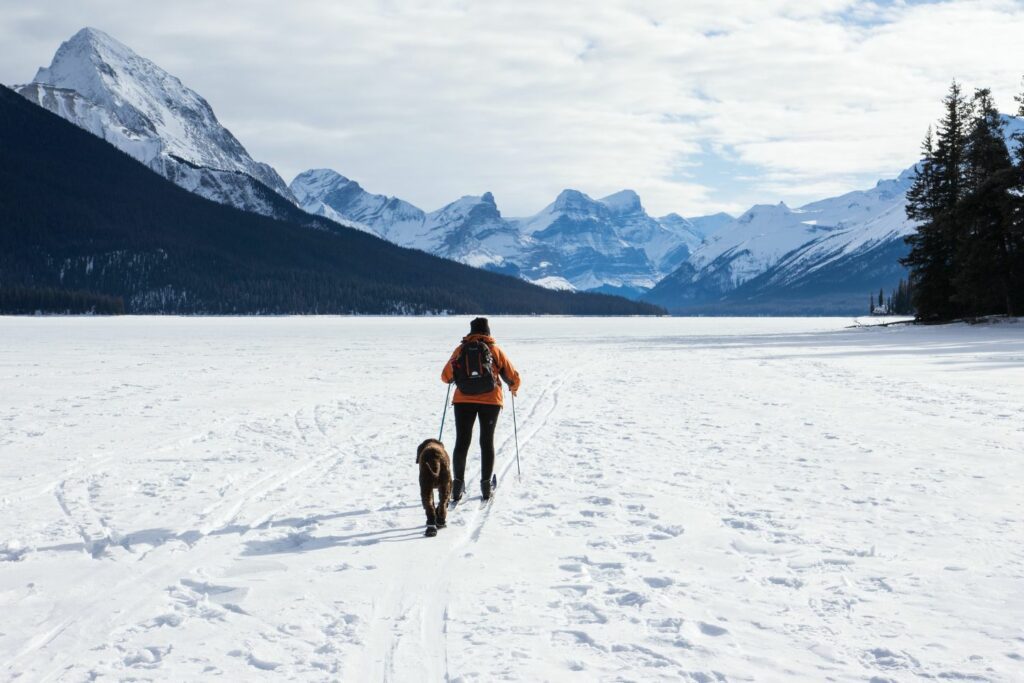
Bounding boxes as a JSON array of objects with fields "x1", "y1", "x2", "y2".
[{"x1": 441, "y1": 334, "x2": 521, "y2": 406}]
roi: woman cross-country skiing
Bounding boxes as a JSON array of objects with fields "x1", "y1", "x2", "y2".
[{"x1": 441, "y1": 317, "x2": 521, "y2": 502}]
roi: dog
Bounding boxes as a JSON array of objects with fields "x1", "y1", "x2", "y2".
[{"x1": 416, "y1": 438, "x2": 452, "y2": 537}]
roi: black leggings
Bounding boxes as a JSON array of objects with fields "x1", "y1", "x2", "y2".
[{"x1": 452, "y1": 402, "x2": 501, "y2": 483}]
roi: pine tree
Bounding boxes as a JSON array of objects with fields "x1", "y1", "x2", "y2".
[
  {"x1": 1006, "y1": 80, "x2": 1024, "y2": 316},
  {"x1": 964, "y1": 89, "x2": 1010, "y2": 190},
  {"x1": 953, "y1": 88, "x2": 1015, "y2": 316},
  {"x1": 1014, "y1": 78, "x2": 1024, "y2": 163},
  {"x1": 889, "y1": 277, "x2": 915, "y2": 315},
  {"x1": 902, "y1": 82, "x2": 971, "y2": 320}
]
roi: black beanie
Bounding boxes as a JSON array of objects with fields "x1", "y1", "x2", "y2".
[{"x1": 470, "y1": 317, "x2": 490, "y2": 335}]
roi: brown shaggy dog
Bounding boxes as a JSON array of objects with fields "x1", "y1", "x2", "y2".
[{"x1": 416, "y1": 438, "x2": 452, "y2": 537}]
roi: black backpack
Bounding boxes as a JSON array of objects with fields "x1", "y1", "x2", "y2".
[{"x1": 453, "y1": 340, "x2": 497, "y2": 395}]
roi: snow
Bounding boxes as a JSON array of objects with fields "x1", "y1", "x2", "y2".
[
  {"x1": 672, "y1": 118, "x2": 1023, "y2": 302},
  {"x1": 600, "y1": 189, "x2": 643, "y2": 214},
  {"x1": 676, "y1": 169, "x2": 919, "y2": 296},
  {"x1": 294, "y1": 176, "x2": 701, "y2": 291},
  {"x1": 530, "y1": 276, "x2": 576, "y2": 290},
  {"x1": 2, "y1": 316, "x2": 1023, "y2": 681},
  {"x1": 17, "y1": 28, "x2": 297, "y2": 216},
  {"x1": 290, "y1": 169, "x2": 426, "y2": 244}
]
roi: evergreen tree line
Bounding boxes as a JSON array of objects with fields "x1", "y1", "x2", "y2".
[
  {"x1": 0, "y1": 87, "x2": 663, "y2": 316},
  {"x1": 901, "y1": 82, "x2": 1024, "y2": 320},
  {"x1": 869, "y1": 278, "x2": 914, "y2": 315},
  {"x1": 0, "y1": 286, "x2": 124, "y2": 314}
]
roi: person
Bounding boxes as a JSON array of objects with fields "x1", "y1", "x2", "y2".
[{"x1": 441, "y1": 317, "x2": 521, "y2": 501}]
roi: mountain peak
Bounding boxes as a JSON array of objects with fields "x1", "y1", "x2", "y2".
[
  {"x1": 441, "y1": 193, "x2": 501, "y2": 216},
  {"x1": 290, "y1": 168, "x2": 359, "y2": 204},
  {"x1": 657, "y1": 212, "x2": 695, "y2": 228},
  {"x1": 600, "y1": 189, "x2": 642, "y2": 214},
  {"x1": 555, "y1": 188, "x2": 587, "y2": 201},
  {"x1": 33, "y1": 27, "x2": 188, "y2": 115},
  {"x1": 737, "y1": 202, "x2": 793, "y2": 224},
  {"x1": 24, "y1": 27, "x2": 296, "y2": 210},
  {"x1": 552, "y1": 188, "x2": 600, "y2": 212},
  {"x1": 36, "y1": 27, "x2": 138, "y2": 85},
  {"x1": 67, "y1": 26, "x2": 118, "y2": 48},
  {"x1": 294, "y1": 168, "x2": 353, "y2": 186},
  {"x1": 57, "y1": 27, "x2": 122, "y2": 57}
]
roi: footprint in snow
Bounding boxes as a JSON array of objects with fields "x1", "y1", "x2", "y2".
[
  {"x1": 723, "y1": 517, "x2": 758, "y2": 530},
  {"x1": 647, "y1": 617, "x2": 683, "y2": 633},
  {"x1": 861, "y1": 647, "x2": 920, "y2": 669},
  {"x1": 643, "y1": 576, "x2": 674, "y2": 588},
  {"x1": 649, "y1": 524, "x2": 684, "y2": 539},
  {"x1": 614, "y1": 591, "x2": 648, "y2": 607},
  {"x1": 123, "y1": 645, "x2": 171, "y2": 669},
  {"x1": 567, "y1": 602, "x2": 607, "y2": 624},
  {"x1": 767, "y1": 576, "x2": 803, "y2": 589},
  {"x1": 698, "y1": 622, "x2": 728, "y2": 637}
]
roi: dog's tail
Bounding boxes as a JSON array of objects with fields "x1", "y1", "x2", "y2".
[{"x1": 426, "y1": 454, "x2": 441, "y2": 479}]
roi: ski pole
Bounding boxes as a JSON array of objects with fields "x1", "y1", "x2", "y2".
[
  {"x1": 511, "y1": 390, "x2": 521, "y2": 478},
  {"x1": 439, "y1": 383, "x2": 452, "y2": 441}
]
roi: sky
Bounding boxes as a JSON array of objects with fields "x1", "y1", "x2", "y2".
[{"x1": 3, "y1": 0, "x2": 1024, "y2": 217}]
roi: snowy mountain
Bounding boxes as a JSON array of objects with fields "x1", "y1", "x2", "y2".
[
  {"x1": 290, "y1": 171, "x2": 532, "y2": 272},
  {"x1": 291, "y1": 169, "x2": 425, "y2": 241},
  {"x1": 419, "y1": 192, "x2": 533, "y2": 273},
  {"x1": 644, "y1": 169, "x2": 918, "y2": 312},
  {"x1": 15, "y1": 28, "x2": 298, "y2": 218},
  {"x1": 19, "y1": 28, "x2": 1018, "y2": 311},
  {"x1": 293, "y1": 174, "x2": 701, "y2": 293},
  {"x1": 686, "y1": 212, "x2": 736, "y2": 239},
  {"x1": 645, "y1": 115, "x2": 1024, "y2": 313},
  {"x1": 510, "y1": 189, "x2": 699, "y2": 292},
  {"x1": 0, "y1": 84, "x2": 661, "y2": 316}
]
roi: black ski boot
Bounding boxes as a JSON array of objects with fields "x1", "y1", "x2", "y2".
[
  {"x1": 451, "y1": 479, "x2": 465, "y2": 504},
  {"x1": 481, "y1": 474, "x2": 497, "y2": 501},
  {"x1": 425, "y1": 524, "x2": 438, "y2": 538}
]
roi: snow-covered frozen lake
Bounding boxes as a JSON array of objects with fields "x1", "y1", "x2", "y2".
[{"x1": 2, "y1": 316, "x2": 1022, "y2": 681}]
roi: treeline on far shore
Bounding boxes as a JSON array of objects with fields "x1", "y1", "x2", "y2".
[
  {"x1": 0, "y1": 286, "x2": 125, "y2": 315},
  {"x1": 902, "y1": 81, "x2": 1024, "y2": 320}
]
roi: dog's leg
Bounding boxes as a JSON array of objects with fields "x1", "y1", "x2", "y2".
[
  {"x1": 422, "y1": 486, "x2": 437, "y2": 526},
  {"x1": 422, "y1": 485, "x2": 438, "y2": 537},
  {"x1": 437, "y1": 478, "x2": 451, "y2": 527}
]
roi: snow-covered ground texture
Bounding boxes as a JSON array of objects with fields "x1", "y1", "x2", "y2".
[{"x1": 2, "y1": 317, "x2": 1023, "y2": 682}]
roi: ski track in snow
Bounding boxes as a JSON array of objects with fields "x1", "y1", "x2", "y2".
[{"x1": 1, "y1": 316, "x2": 1023, "y2": 682}]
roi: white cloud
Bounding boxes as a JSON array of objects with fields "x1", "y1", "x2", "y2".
[{"x1": 3, "y1": 0, "x2": 1024, "y2": 216}]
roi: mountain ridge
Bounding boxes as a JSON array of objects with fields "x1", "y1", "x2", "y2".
[
  {"x1": 0, "y1": 84, "x2": 662, "y2": 316},
  {"x1": 13, "y1": 26, "x2": 1004, "y2": 315},
  {"x1": 293, "y1": 173, "x2": 704, "y2": 292},
  {"x1": 15, "y1": 27, "x2": 301, "y2": 219}
]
